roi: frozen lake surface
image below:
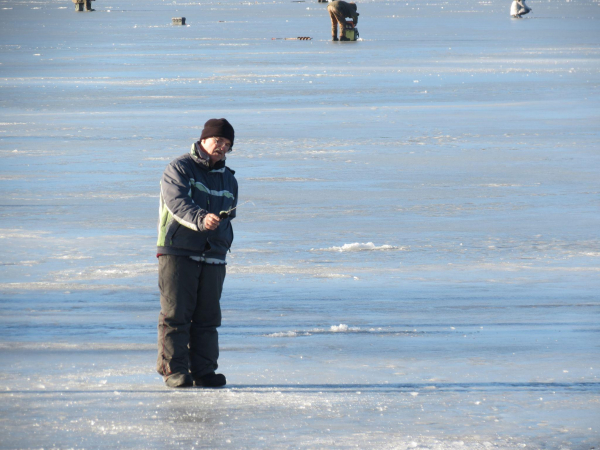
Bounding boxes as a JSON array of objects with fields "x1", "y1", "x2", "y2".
[{"x1": 1, "y1": 0, "x2": 599, "y2": 448}]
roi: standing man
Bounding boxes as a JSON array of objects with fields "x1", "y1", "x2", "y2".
[
  {"x1": 327, "y1": 0, "x2": 359, "y2": 41},
  {"x1": 156, "y1": 118, "x2": 238, "y2": 388}
]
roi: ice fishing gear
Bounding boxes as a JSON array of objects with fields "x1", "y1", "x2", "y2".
[
  {"x1": 271, "y1": 37, "x2": 313, "y2": 40},
  {"x1": 343, "y1": 20, "x2": 358, "y2": 41},
  {"x1": 218, "y1": 201, "x2": 253, "y2": 220}
]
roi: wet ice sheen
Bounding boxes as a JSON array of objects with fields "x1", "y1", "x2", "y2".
[{"x1": 1, "y1": 0, "x2": 599, "y2": 448}]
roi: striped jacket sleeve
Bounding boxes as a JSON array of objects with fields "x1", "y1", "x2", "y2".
[{"x1": 160, "y1": 161, "x2": 208, "y2": 232}]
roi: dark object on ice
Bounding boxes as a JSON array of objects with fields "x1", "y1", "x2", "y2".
[
  {"x1": 172, "y1": 17, "x2": 186, "y2": 25},
  {"x1": 342, "y1": 20, "x2": 358, "y2": 41},
  {"x1": 195, "y1": 372, "x2": 227, "y2": 388},
  {"x1": 272, "y1": 37, "x2": 313, "y2": 40},
  {"x1": 327, "y1": 1, "x2": 359, "y2": 41},
  {"x1": 318, "y1": 0, "x2": 329, "y2": 3},
  {"x1": 165, "y1": 372, "x2": 194, "y2": 388},
  {"x1": 73, "y1": 0, "x2": 94, "y2": 12}
]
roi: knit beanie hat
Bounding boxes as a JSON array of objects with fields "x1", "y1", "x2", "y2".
[{"x1": 200, "y1": 118, "x2": 235, "y2": 147}]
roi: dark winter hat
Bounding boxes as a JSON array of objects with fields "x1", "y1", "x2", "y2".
[{"x1": 200, "y1": 118, "x2": 235, "y2": 147}]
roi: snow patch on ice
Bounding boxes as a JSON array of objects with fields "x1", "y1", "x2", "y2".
[
  {"x1": 266, "y1": 331, "x2": 310, "y2": 338},
  {"x1": 0, "y1": 282, "x2": 144, "y2": 291},
  {"x1": 328, "y1": 324, "x2": 362, "y2": 332},
  {"x1": 50, "y1": 255, "x2": 93, "y2": 260},
  {"x1": 263, "y1": 326, "x2": 439, "y2": 339},
  {"x1": 0, "y1": 229, "x2": 51, "y2": 239},
  {"x1": 246, "y1": 177, "x2": 323, "y2": 182},
  {"x1": 51, "y1": 263, "x2": 156, "y2": 281},
  {"x1": 0, "y1": 342, "x2": 156, "y2": 351},
  {"x1": 265, "y1": 324, "x2": 362, "y2": 337},
  {"x1": 313, "y1": 242, "x2": 403, "y2": 252},
  {"x1": 315, "y1": 273, "x2": 353, "y2": 279}
]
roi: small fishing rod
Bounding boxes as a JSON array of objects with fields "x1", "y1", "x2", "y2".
[{"x1": 219, "y1": 201, "x2": 254, "y2": 219}]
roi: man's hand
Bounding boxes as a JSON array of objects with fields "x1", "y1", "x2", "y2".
[{"x1": 203, "y1": 213, "x2": 221, "y2": 231}]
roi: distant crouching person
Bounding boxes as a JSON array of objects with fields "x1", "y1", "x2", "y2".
[
  {"x1": 328, "y1": 0, "x2": 359, "y2": 41},
  {"x1": 511, "y1": 0, "x2": 532, "y2": 18}
]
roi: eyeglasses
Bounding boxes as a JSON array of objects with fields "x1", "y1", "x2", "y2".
[{"x1": 211, "y1": 137, "x2": 232, "y2": 152}]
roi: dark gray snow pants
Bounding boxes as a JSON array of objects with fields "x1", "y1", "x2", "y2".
[{"x1": 156, "y1": 255, "x2": 226, "y2": 379}]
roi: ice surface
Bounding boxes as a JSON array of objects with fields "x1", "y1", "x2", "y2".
[
  {"x1": 1, "y1": 0, "x2": 599, "y2": 448},
  {"x1": 314, "y1": 242, "x2": 402, "y2": 252}
]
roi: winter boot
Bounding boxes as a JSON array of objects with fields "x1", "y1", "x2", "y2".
[
  {"x1": 194, "y1": 372, "x2": 226, "y2": 388},
  {"x1": 340, "y1": 36, "x2": 350, "y2": 41},
  {"x1": 165, "y1": 372, "x2": 193, "y2": 388},
  {"x1": 332, "y1": 36, "x2": 339, "y2": 41}
]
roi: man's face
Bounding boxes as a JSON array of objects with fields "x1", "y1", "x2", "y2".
[{"x1": 201, "y1": 136, "x2": 232, "y2": 164}]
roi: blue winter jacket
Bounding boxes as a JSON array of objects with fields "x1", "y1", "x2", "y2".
[{"x1": 156, "y1": 143, "x2": 238, "y2": 263}]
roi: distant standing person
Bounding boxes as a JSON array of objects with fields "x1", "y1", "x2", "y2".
[
  {"x1": 156, "y1": 118, "x2": 238, "y2": 388},
  {"x1": 511, "y1": 0, "x2": 532, "y2": 18},
  {"x1": 328, "y1": 0, "x2": 359, "y2": 41},
  {"x1": 72, "y1": 0, "x2": 94, "y2": 11}
]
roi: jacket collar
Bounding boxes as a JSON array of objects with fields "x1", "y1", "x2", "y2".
[{"x1": 190, "y1": 142, "x2": 226, "y2": 171}]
